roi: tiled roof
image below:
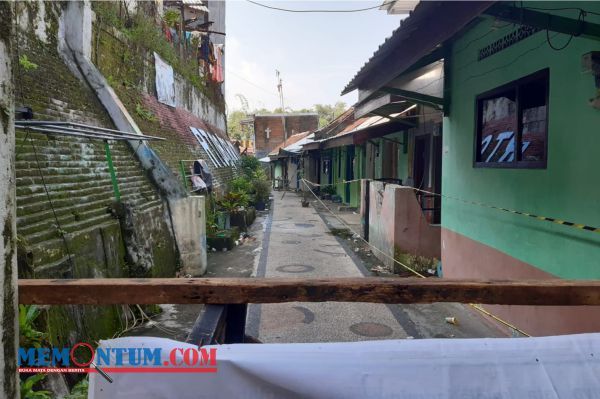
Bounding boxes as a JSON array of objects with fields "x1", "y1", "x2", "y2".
[{"x1": 268, "y1": 130, "x2": 313, "y2": 157}]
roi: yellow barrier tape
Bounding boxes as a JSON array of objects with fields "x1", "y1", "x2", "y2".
[{"x1": 301, "y1": 178, "x2": 531, "y2": 337}]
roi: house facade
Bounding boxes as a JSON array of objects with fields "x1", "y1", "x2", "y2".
[
  {"x1": 343, "y1": 0, "x2": 600, "y2": 335},
  {"x1": 253, "y1": 113, "x2": 319, "y2": 159}
]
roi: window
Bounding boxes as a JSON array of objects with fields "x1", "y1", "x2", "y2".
[{"x1": 474, "y1": 69, "x2": 548, "y2": 168}]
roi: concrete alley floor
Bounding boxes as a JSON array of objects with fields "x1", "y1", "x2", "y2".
[
  {"x1": 127, "y1": 211, "x2": 266, "y2": 342},
  {"x1": 246, "y1": 191, "x2": 506, "y2": 343},
  {"x1": 131, "y1": 191, "x2": 505, "y2": 342}
]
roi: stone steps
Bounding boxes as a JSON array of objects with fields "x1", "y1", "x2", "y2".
[{"x1": 19, "y1": 206, "x2": 114, "y2": 243}]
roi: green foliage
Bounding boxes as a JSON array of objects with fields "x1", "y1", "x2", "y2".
[
  {"x1": 320, "y1": 185, "x2": 336, "y2": 195},
  {"x1": 232, "y1": 156, "x2": 271, "y2": 204},
  {"x1": 135, "y1": 103, "x2": 158, "y2": 122},
  {"x1": 19, "y1": 55, "x2": 38, "y2": 71},
  {"x1": 19, "y1": 305, "x2": 47, "y2": 348},
  {"x1": 93, "y1": 2, "x2": 124, "y2": 29},
  {"x1": 20, "y1": 374, "x2": 51, "y2": 399},
  {"x1": 239, "y1": 156, "x2": 262, "y2": 179},
  {"x1": 122, "y1": 12, "x2": 206, "y2": 93},
  {"x1": 217, "y1": 191, "x2": 250, "y2": 212},
  {"x1": 252, "y1": 178, "x2": 271, "y2": 203},
  {"x1": 227, "y1": 109, "x2": 250, "y2": 140},
  {"x1": 229, "y1": 176, "x2": 252, "y2": 194},
  {"x1": 206, "y1": 205, "x2": 218, "y2": 234},
  {"x1": 163, "y1": 9, "x2": 181, "y2": 28},
  {"x1": 314, "y1": 102, "x2": 347, "y2": 128},
  {"x1": 64, "y1": 378, "x2": 89, "y2": 399}
]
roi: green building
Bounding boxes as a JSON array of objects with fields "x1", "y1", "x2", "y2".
[{"x1": 343, "y1": 1, "x2": 600, "y2": 335}]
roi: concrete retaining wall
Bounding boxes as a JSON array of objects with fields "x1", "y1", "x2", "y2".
[{"x1": 365, "y1": 181, "x2": 441, "y2": 269}]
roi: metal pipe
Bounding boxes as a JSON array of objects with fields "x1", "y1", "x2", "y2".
[
  {"x1": 104, "y1": 141, "x2": 121, "y2": 202},
  {"x1": 15, "y1": 125, "x2": 164, "y2": 142},
  {"x1": 15, "y1": 121, "x2": 165, "y2": 141}
]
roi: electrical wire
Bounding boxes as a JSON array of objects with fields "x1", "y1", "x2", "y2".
[
  {"x1": 27, "y1": 130, "x2": 76, "y2": 271},
  {"x1": 227, "y1": 69, "x2": 281, "y2": 98},
  {"x1": 522, "y1": 5, "x2": 600, "y2": 18},
  {"x1": 544, "y1": 9, "x2": 583, "y2": 51},
  {"x1": 246, "y1": 0, "x2": 396, "y2": 13},
  {"x1": 301, "y1": 179, "x2": 530, "y2": 336}
]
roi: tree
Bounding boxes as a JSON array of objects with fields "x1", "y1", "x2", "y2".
[
  {"x1": 314, "y1": 101, "x2": 347, "y2": 128},
  {"x1": 227, "y1": 110, "x2": 248, "y2": 140},
  {"x1": 227, "y1": 101, "x2": 348, "y2": 138}
]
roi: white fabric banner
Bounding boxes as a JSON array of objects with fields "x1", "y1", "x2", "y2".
[
  {"x1": 154, "y1": 52, "x2": 176, "y2": 107},
  {"x1": 89, "y1": 334, "x2": 600, "y2": 398}
]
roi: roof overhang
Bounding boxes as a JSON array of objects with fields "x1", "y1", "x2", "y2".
[{"x1": 342, "y1": 1, "x2": 495, "y2": 97}]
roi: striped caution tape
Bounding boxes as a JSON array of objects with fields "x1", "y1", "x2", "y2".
[
  {"x1": 300, "y1": 178, "x2": 531, "y2": 337},
  {"x1": 302, "y1": 178, "x2": 363, "y2": 187},
  {"x1": 303, "y1": 177, "x2": 600, "y2": 235},
  {"x1": 399, "y1": 185, "x2": 600, "y2": 235}
]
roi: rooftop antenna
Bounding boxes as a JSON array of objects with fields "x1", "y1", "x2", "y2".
[{"x1": 276, "y1": 69, "x2": 288, "y2": 144}]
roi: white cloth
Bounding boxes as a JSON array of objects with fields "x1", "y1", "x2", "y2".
[
  {"x1": 90, "y1": 334, "x2": 600, "y2": 398},
  {"x1": 154, "y1": 52, "x2": 176, "y2": 107}
]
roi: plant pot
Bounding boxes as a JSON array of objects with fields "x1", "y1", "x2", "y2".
[
  {"x1": 245, "y1": 207, "x2": 256, "y2": 225},
  {"x1": 255, "y1": 200, "x2": 266, "y2": 211},
  {"x1": 230, "y1": 210, "x2": 248, "y2": 232},
  {"x1": 216, "y1": 211, "x2": 230, "y2": 230}
]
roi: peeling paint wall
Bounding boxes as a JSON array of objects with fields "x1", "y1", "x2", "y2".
[
  {"x1": 0, "y1": 2, "x2": 17, "y2": 396},
  {"x1": 367, "y1": 182, "x2": 440, "y2": 270}
]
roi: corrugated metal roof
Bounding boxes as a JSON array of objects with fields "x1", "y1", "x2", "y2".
[
  {"x1": 342, "y1": 1, "x2": 495, "y2": 95},
  {"x1": 268, "y1": 131, "x2": 313, "y2": 157}
]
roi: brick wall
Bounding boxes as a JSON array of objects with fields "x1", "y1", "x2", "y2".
[
  {"x1": 254, "y1": 114, "x2": 319, "y2": 158},
  {"x1": 93, "y1": 23, "x2": 237, "y2": 195}
]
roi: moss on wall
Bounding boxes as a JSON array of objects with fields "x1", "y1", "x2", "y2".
[
  {"x1": 92, "y1": 21, "x2": 235, "y2": 195},
  {"x1": 12, "y1": 1, "x2": 181, "y2": 348}
]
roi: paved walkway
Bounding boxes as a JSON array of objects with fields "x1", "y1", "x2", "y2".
[
  {"x1": 247, "y1": 191, "x2": 505, "y2": 343},
  {"x1": 247, "y1": 192, "x2": 410, "y2": 343}
]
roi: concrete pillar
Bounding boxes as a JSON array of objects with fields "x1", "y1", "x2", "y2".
[
  {"x1": 0, "y1": 2, "x2": 18, "y2": 397},
  {"x1": 168, "y1": 196, "x2": 207, "y2": 276}
]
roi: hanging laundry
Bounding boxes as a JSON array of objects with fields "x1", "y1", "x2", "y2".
[
  {"x1": 170, "y1": 28, "x2": 179, "y2": 44},
  {"x1": 200, "y1": 36, "x2": 211, "y2": 62},
  {"x1": 163, "y1": 23, "x2": 172, "y2": 42},
  {"x1": 213, "y1": 44, "x2": 224, "y2": 83}
]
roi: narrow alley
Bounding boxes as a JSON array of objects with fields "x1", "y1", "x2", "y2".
[
  {"x1": 6, "y1": 1, "x2": 600, "y2": 397},
  {"x1": 246, "y1": 192, "x2": 503, "y2": 342},
  {"x1": 136, "y1": 191, "x2": 503, "y2": 343}
]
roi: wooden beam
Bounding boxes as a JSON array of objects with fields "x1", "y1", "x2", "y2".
[
  {"x1": 18, "y1": 278, "x2": 600, "y2": 306},
  {"x1": 485, "y1": 4, "x2": 600, "y2": 41}
]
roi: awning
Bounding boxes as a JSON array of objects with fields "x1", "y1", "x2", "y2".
[
  {"x1": 303, "y1": 115, "x2": 413, "y2": 151},
  {"x1": 342, "y1": 1, "x2": 495, "y2": 96}
]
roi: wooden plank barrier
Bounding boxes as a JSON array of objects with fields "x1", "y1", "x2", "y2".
[{"x1": 18, "y1": 277, "x2": 600, "y2": 306}]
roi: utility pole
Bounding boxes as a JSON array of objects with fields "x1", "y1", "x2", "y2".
[{"x1": 276, "y1": 70, "x2": 287, "y2": 144}]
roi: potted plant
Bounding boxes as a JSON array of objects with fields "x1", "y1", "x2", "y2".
[
  {"x1": 217, "y1": 191, "x2": 249, "y2": 231},
  {"x1": 252, "y1": 178, "x2": 271, "y2": 211}
]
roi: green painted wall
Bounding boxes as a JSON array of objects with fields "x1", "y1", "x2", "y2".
[
  {"x1": 274, "y1": 163, "x2": 283, "y2": 180},
  {"x1": 443, "y1": 1, "x2": 600, "y2": 279},
  {"x1": 375, "y1": 140, "x2": 383, "y2": 179},
  {"x1": 328, "y1": 146, "x2": 363, "y2": 208}
]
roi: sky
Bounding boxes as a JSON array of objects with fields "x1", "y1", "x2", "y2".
[{"x1": 225, "y1": 1, "x2": 404, "y2": 113}]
